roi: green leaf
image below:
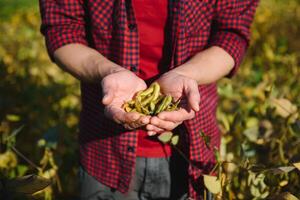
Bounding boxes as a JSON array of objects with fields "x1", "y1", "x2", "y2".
[
  {"x1": 171, "y1": 135, "x2": 179, "y2": 145},
  {"x1": 203, "y1": 175, "x2": 221, "y2": 194},
  {"x1": 37, "y1": 139, "x2": 46, "y2": 147},
  {"x1": 271, "y1": 192, "x2": 299, "y2": 200},
  {"x1": 289, "y1": 120, "x2": 300, "y2": 137},
  {"x1": 5, "y1": 174, "x2": 51, "y2": 195},
  {"x1": 220, "y1": 113, "x2": 230, "y2": 132},
  {"x1": 243, "y1": 126, "x2": 259, "y2": 142},
  {"x1": 292, "y1": 162, "x2": 300, "y2": 171},
  {"x1": 213, "y1": 147, "x2": 221, "y2": 164},
  {"x1": 269, "y1": 166, "x2": 295, "y2": 175},
  {"x1": 271, "y1": 98, "x2": 297, "y2": 118},
  {"x1": 6, "y1": 114, "x2": 21, "y2": 122},
  {"x1": 200, "y1": 131, "x2": 211, "y2": 149},
  {"x1": 222, "y1": 162, "x2": 237, "y2": 174},
  {"x1": 277, "y1": 166, "x2": 295, "y2": 173},
  {"x1": 246, "y1": 117, "x2": 259, "y2": 128},
  {"x1": 17, "y1": 165, "x2": 28, "y2": 177},
  {"x1": 261, "y1": 191, "x2": 270, "y2": 199},
  {"x1": 264, "y1": 85, "x2": 274, "y2": 98},
  {"x1": 250, "y1": 185, "x2": 261, "y2": 197},
  {"x1": 158, "y1": 132, "x2": 173, "y2": 143}
]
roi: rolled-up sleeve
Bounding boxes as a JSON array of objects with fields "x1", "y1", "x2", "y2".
[
  {"x1": 39, "y1": 0, "x2": 88, "y2": 61},
  {"x1": 209, "y1": 0, "x2": 259, "y2": 77}
]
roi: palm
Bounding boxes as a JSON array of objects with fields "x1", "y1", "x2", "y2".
[
  {"x1": 157, "y1": 72, "x2": 187, "y2": 102},
  {"x1": 101, "y1": 70, "x2": 147, "y2": 125}
]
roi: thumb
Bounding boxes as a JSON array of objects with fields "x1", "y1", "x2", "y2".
[
  {"x1": 102, "y1": 84, "x2": 114, "y2": 105},
  {"x1": 102, "y1": 91, "x2": 114, "y2": 105},
  {"x1": 185, "y1": 82, "x2": 200, "y2": 112}
]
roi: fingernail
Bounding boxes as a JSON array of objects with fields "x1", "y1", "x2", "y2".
[{"x1": 148, "y1": 131, "x2": 156, "y2": 136}]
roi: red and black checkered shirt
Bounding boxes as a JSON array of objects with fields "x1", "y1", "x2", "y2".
[{"x1": 39, "y1": 0, "x2": 258, "y2": 199}]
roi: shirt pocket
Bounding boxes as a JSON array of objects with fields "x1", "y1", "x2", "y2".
[{"x1": 183, "y1": 0, "x2": 215, "y2": 37}]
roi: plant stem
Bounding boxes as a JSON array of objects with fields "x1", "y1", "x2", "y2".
[
  {"x1": 172, "y1": 145, "x2": 200, "y2": 171},
  {"x1": 11, "y1": 146, "x2": 40, "y2": 171}
]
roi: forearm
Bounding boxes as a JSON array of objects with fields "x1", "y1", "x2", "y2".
[
  {"x1": 171, "y1": 46, "x2": 235, "y2": 85},
  {"x1": 53, "y1": 44, "x2": 124, "y2": 82}
]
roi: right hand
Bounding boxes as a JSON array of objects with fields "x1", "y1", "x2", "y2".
[
  {"x1": 101, "y1": 69, "x2": 150, "y2": 130},
  {"x1": 146, "y1": 71, "x2": 200, "y2": 135}
]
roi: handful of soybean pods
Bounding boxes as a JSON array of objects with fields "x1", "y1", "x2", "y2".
[{"x1": 122, "y1": 82, "x2": 180, "y2": 116}]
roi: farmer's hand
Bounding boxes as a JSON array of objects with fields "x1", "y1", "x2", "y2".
[
  {"x1": 101, "y1": 69, "x2": 150, "y2": 130},
  {"x1": 146, "y1": 71, "x2": 200, "y2": 135}
]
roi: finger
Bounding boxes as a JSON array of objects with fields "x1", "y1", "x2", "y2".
[
  {"x1": 125, "y1": 115, "x2": 151, "y2": 130},
  {"x1": 104, "y1": 106, "x2": 126, "y2": 124},
  {"x1": 124, "y1": 121, "x2": 143, "y2": 130},
  {"x1": 140, "y1": 115, "x2": 151, "y2": 124},
  {"x1": 124, "y1": 112, "x2": 141, "y2": 123},
  {"x1": 101, "y1": 83, "x2": 114, "y2": 105},
  {"x1": 102, "y1": 92, "x2": 114, "y2": 105},
  {"x1": 147, "y1": 131, "x2": 157, "y2": 136},
  {"x1": 157, "y1": 108, "x2": 195, "y2": 122},
  {"x1": 185, "y1": 81, "x2": 200, "y2": 112},
  {"x1": 105, "y1": 106, "x2": 138, "y2": 125},
  {"x1": 123, "y1": 123, "x2": 135, "y2": 130},
  {"x1": 145, "y1": 124, "x2": 165, "y2": 133},
  {"x1": 150, "y1": 116, "x2": 181, "y2": 131}
]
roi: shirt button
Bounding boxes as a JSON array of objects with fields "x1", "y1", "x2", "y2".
[
  {"x1": 127, "y1": 146, "x2": 135, "y2": 153},
  {"x1": 131, "y1": 65, "x2": 138, "y2": 72},
  {"x1": 128, "y1": 24, "x2": 137, "y2": 32}
]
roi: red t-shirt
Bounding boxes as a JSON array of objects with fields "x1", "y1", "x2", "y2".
[{"x1": 132, "y1": 0, "x2": 171, "y2": 157}]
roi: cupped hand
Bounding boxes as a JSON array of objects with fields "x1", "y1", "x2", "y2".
[
  {"x1": 101, "y1": 69, "x2": 150, "y2": 130},
  {"x1": 146, "y1": 71, "x2": 200, "y2": 135}
]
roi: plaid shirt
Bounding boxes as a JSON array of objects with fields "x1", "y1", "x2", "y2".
[{"x1": 39, "y1": 0, "x2": 258, "y2": 199}]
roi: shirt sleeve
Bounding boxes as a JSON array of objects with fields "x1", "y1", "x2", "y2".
[
  {"x1": 208, "y1": 0, "x2": 259, "y2": 77},
  {"x1": 39, "y1": 0, "x2": 88, "y2": 61}
]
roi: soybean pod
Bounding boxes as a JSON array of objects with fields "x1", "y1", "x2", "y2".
[
  {"x1": 135, "y1": 96, "x2": 142, "y2": 113},
  {"x1": 155, "y1": 95, "x2": 172, "y2": 114},
  {"x1": 139, "y1": 85, "x2": 154, "y2": 97},
  {"x1": 150, "y1": 82, "x2": 160, "y2": 102}
]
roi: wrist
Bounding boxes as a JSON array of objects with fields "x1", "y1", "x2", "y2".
[
  {"x1": 96, "y1": 59, "x2": 126, "y2": 79},
  {"x1": 170, "y1": 64, "x2": 192, "y2": 77},
  {"x1": 169, "y1": 66, "x2": 198, "y2": 83}
]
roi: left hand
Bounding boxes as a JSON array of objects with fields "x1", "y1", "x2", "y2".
[{"x1": 146, "y1": 71, "x2": 200, "y2": 135}]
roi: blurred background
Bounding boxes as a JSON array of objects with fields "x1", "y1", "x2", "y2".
[{"x1": 0, "y1": 0, "x2": 299, "y2": 199}]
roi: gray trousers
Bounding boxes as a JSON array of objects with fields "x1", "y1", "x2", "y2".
[{"x1": 79, "y1": 156, "x2": 213, "y2": 200}]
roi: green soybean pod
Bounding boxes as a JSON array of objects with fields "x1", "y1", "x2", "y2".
[
  {"x1": 135, "y1": 96, "x2": 142, "y2": 113},
  {"x1": 123, "y1": 104, "x2": 132, "y2": 112},
  {"x1": 153, "y1": 95, "x2": 163, "y2": 105},
  {"x1": 151, "y1": 82, "x2": 160, "y2": 101},
  {"x1": 160, "y1": 95, "x2": 172, "y2": 112},
  {"x1": 168, "y1": 99, "x2": 181, "y2": 111},
  {"x1": 150, "y1": 102, "x2": 155, "y2": 112},
  {"x1": 141, "y1": 94, "x2": 154, "y2": 106},
  {"x1": 155, "y1": 95, "x2": 171, "y2": 114},
  {"x1": 130, "y1": 108, "x2": 137, "y2": 112},
  {"x1": 141, "y1": 105, "x2": 150, "y2": 115},
  {"x1": 139, "y1": 85, "x2": 154, "y2": 97},
  {"x1": 127, "y1": 100, "x2": 135, "y2": 106}
]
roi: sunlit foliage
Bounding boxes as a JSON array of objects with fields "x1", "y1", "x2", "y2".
[{"x1": 0, "y1": 0, "x2": 299, "y2": 199}]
